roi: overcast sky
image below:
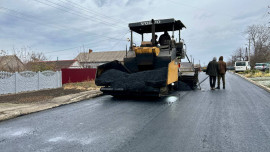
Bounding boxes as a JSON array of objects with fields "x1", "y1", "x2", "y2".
[{"x1": 0, "y1": 0, "x2": 269, "y2": 65}]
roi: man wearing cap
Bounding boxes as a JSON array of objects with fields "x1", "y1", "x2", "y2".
[{"x1": 206, "y1": 57, "x2": 219, "y2": 90}]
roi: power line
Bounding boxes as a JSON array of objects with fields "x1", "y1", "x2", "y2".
[
  {"x1": 32, "y1": 0, "x2": 126, "y2": 29},
  {"x1": 61, "y1": 0, "x2": 125, "y2": 23},
  {"x1": 0, "y1": 7, "x2": 66, "y2": 30},
  {"x1": 111, "y1": 31, "x2": 130, "y2": 50},
  {"x1": 0, "y1": 7, "x2": 129, "y2": 43},
  {"x1": 45, "y1": 32, "x2": 128, "y2": 54}
]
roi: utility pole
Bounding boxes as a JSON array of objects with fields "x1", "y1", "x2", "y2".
[
  {"x1": 268, "y1": 6, "x2": 270, "y2": 28},
  {"x1": 248, "y1": 38, "x2": 251, "y2": 62},
  {"x1": 240, "y1": 49, "x2": 242, "y2": 61},
  {"x1": 245, "y1": 47, "x2": 248, "y2": 61}
]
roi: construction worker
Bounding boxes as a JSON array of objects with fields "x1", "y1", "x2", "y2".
[
  {"x1": 151, "y1": 35, "x2": 159, "y2": 46},
  {"x1": 216, "y1": 56, "x2": 227, "y2": 89},
  {"x1": 159, "y1": 31, "x2": 171, "y2": 45},
  {"x1": 206, "y1": 57, "x2": 219, "y2": 90}
]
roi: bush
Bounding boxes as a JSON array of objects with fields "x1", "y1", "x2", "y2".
[
  {"x1": 244, "y1": 70, "x2": 250, "y2": 74},
  {"x1": 251, "y1": 69, "x2": 260, "y2": 74}
]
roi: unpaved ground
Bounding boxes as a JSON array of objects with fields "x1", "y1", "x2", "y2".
[
  {"x1": 0, "y1": 81, "x2": 100, "y2": 104},
  {"x1": 0, "y1": 88, "x2": 84, "y2": 104}
]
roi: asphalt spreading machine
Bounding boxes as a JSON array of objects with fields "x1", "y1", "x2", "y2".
[{"x1": 95, "y1": 18, "x2": 198, "y2": 97}]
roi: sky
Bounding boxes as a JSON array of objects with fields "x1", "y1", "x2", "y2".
[{"x1": 0, "y1": 0, "x2": 269, "y2": 65}]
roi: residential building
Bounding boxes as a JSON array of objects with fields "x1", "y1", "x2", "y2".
[
  {"x1": 0, "y1": 55, "x2": 25, "y2": 72},
  {"x1": 75, "y1": 50, "x2": 127, "y2": 68},
  {"x1": 26, "y1": 60, "x2": 82, "y2": 71}
]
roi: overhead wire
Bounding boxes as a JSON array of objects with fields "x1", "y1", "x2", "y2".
[
  {"x1": 32, "y1": 0, "x2": 126, "y2": 29},
  {"x1": 0, "y1": 7, "x2": 129, "y2": 44},
  {"x1": 110, "y1": 31, "x2": 130, "y2": 50},
  {"x1": 45, "y1": 32, "x2": 129, "y2": 54},
  {"x1": 60, "y1": 0, "x2": 125, "y2": 23}
]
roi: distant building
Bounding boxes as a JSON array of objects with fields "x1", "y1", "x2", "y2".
[
  {"x1": 75, "y1": 50, "x2": 127, "y2": 68},
  {"x1": 0, "y1": 55, "x2": 25, "y2": 72},
  {"x1": 26, "y1": 60, "x2": 82, "y2": 71}
]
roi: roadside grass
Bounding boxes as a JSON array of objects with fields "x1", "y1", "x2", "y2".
[
  {"x1": 237, "y1": 70, "x2": 270, "y2": 89},
  {"x1": 63, "y1": 80, "x2": 100, "y2": 91},
  {"x1": 240, "y1": 70, "x2": 270, "y2": 78}
]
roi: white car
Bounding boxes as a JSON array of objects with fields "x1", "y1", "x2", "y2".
[
  {"x1": 235, "y1": 61, "x2": 251, "y2": 72},
  {"x1": 254, "y1": 63, "x2": 270, "y2": 71}
]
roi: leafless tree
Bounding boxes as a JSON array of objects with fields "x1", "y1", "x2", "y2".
[
  {"x1": 0, "y1": 47, "x2": 48, "y2": 72},
  {"x1": 245, "y1": 24, "x2": 270, "y2": 65},
  {"x1": 12, "y1": 46, "x2": 47, "y2": 64}
]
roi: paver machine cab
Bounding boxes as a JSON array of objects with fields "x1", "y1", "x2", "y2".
[{"x1": 95, "y1": 18, "x2": 196, "y2": 97}]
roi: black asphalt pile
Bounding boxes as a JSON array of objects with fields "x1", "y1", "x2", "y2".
[
  {"x1": 176, "y1": 81, "x2": 192, "y2": 91},
  {"x1": 95, "y1": 69, "x2": 128, "y2": 86},
  {"x1": 96, "y1": 68, "x2": 168, "y2": 91}
]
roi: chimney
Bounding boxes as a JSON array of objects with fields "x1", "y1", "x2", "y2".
[{"x1": 89, "y1": 49, "x2": 93, "y2": 53}]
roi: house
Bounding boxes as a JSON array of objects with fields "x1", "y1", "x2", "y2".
[
  {"x1": 26, "y1": 60, "x2": 82, "y2": 71},
  {"x1": 75, "y1": 50, "x2": 127, "y2": 68},
  {"x1": 0, "y1": 55, "x2": 25, "y2": 72}
]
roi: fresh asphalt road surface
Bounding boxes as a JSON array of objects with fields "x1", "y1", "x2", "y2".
[{"x1": 1, "y1": 72, "x2": 270, "y2": 152}]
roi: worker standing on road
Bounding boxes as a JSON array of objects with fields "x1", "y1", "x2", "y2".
[
  {"x1": 206, "y1": 57, "x2": 219, "y2": 90},
  {"x1": 216, "y1": 56, "x2": 227, "y2": 89}
]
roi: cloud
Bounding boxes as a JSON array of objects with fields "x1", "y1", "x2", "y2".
[{"x1": 0, "y1": 0, "x2": 269, "y2": 64}]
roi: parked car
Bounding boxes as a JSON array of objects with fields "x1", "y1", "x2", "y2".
[
  {"x1": 254, "y1": 63, "x2": 270, "y2": 71},
  {"x1": 234, "y1": 61, "x2": 251, "y2": 72},
  {"x1": 226, "y1": 66, "x2": 235, "y2": 70}
]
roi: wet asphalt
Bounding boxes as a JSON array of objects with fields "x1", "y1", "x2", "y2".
[{"x1": 1, "y1": 72, "x2": 270, "y2": 152}]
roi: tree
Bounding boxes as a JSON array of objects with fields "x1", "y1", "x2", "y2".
[
  {"x1": 245, "y1": 24, "x2": 270, "y2": 65},
  {"x1": 12, "y1": 46, "x2": 48, "y2": 64},
  {"x1": 0, "y1": 47, "x2": 49, "y2": 72}
]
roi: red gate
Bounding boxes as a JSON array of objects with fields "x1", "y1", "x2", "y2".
[{"x1": 61, "y1": 68, "x2": 97, "y2": 84}]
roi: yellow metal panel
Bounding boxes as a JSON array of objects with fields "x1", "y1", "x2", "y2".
[
  {"x1": 134, "y1": 47, "x2": 160, "y2": 56},
  {"x1": 167, "y1": 60, "x2": 179, "y2": 85}
]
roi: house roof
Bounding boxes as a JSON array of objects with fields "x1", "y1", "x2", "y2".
[
  {"x1": 75, "y1": 51, "x2": 126, "y2": 63},
  {"x1": 26, "y1": 60, "x2": 80, "y2": 71},
  {"x1": 0, "y1": 55, "x2": 25, "y2": 72}
]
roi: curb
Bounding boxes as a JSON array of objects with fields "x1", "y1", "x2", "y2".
[
  {"x1": 0, "y1": 90, "x2": 103, "y2": 122},
  {"x1": 234, "y1": 73, "x2": 270, "y2": 93}
]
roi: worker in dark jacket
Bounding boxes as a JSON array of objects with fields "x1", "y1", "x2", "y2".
[
  {"x1": 216, "y1": 56, "x2": 227, "y2": 89},
  {"x1": 151, "y1": 35, "x2": 159, "y2": 46},
  {"x1": 206, "y1": 57, "x2": 219, "y2": 90},
  {"x1": 159, "y1": 31, "x2": 171, "y2": 45}
]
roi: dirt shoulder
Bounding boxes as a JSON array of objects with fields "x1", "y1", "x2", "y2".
[
  {"x1": 0, "y1": 81, "x2": 102, "y2": 122},
  {"x1": 0, "y1": 88, "x2": 83, "y2": 104}
]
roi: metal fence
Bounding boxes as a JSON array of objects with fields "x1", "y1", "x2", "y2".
[
  {"x1": 0, "y1": 70, "x2": 62, "y2": 95},
  {"x1": 61, "y1": 68, "x2": 96, "y2": 84}
]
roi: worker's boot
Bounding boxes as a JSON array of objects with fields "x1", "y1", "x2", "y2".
[{"x1": 216, "y1": 86, "x2": 220, "y2": 89}]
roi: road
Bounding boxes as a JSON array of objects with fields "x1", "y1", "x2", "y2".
[{"x1": 1, "y1": 72, "x2": 270, "y2": 152}]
